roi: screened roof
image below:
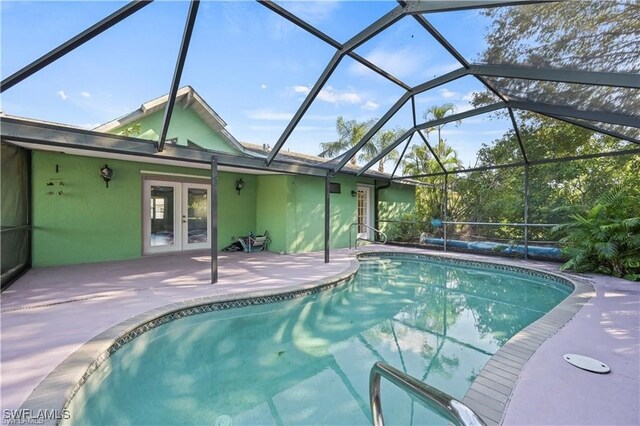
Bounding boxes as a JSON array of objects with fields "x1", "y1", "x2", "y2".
[{"x1": 1, "y1": 0, "x2": 638, "y2": 178}]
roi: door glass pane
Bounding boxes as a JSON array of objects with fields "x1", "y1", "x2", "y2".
[
  {"x1": 357, "y1": 190, "x2": 366, "y2": 234},
  {"x1": 187, "y1": 188, "x2": 208, "y2": 244},
  {"x1": 150, "y1": 186, "x2": 174, "y2": 246}
]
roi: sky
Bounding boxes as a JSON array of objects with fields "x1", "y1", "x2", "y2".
[{"x1": 1, "y1": 0, "x2": 516, "y2": 170}]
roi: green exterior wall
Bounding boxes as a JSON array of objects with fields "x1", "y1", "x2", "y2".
[
  {"x1": 378, "y1": 182, "x2": 416, "y2": 239},
  {"x1": 115, "y1": 106, "x2": 240, "y2": 154},
  {"x1": 255, "y1": 174, "x2": 398, "y2": 254},
  {"x1": 255, "y1": 175, "x2": 289, "y2": 253},
  {"x1": 28, "y1": 102, "x2": 414, "y2": 266},
  {"x1": 31, "y1": 151, "x2": 414, "y2": 266},
  {"x1": 31, "y1": 151, "x2": 256, "y2": 267}
]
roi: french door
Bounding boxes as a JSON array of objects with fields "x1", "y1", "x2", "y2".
[
  {"x1": 356, "y1": 185, "x2": 372, "y2": 240},
  {"x1": 143, "y1": 180, "x2": 211, "y2": 254}
]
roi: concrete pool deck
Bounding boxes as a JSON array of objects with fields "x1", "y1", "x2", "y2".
[{"x1": 1, "y1": 246, "x2": 638, "y2": 425}]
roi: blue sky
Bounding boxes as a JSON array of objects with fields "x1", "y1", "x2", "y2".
[{"x1": 1, "y1": 1, "x2": 515, "y2": 169}]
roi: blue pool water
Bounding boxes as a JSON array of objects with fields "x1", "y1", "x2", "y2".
[{"x1": 64, "y1": 256, "x2": 571, "y2": 425}]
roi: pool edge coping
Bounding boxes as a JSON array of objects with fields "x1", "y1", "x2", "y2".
[
  {"x1": 19, "y1": 252, "x2": 593, "y2": 426},
  {"x1": 462, "y1": 273, "x2": 593, "y2": 426}
]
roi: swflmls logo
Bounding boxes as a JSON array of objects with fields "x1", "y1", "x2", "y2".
[{"x1": 2, "y1": 409, "x2": 71, "y2": 424}]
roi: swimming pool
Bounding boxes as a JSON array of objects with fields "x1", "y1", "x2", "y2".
[{"x1": 62, "y1": 254, "x2": 572, "y2": 425}]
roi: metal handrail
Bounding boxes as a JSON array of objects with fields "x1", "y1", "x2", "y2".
[
  {"x1": 349, "y1": 223, "x2": 387, "y2": 249},
  {"x1": 377, "y1": 219, "x2": 557, "y2": 228},
  {"x1": 369, "y1": 362, "x2": 486, "y2": 426}
]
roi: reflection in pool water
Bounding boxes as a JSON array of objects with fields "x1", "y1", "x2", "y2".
[{"x1": 64, "y1": 257, "x2": 571, "y2": 425}]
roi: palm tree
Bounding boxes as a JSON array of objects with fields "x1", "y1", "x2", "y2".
[
  {"x1": 403, "y1": 103, "x2": 462, "y2": 176},
  {"x1": 318, "y1": 116, "x2": 376, "y2": 165},
  {"x1": 423, "y1": 103, "x2": 460, "y2": 147},
  {"x1": 358, "y1": 127, "x2": 404, "y2": 173},
  {"x1": 402, "y1": 138, "x2": 460, "y2": 177},
  {"x1": 400, "y1": 104, "x2": 463, "y2": 222}
]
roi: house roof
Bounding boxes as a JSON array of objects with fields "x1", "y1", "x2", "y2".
[
  {"x1": 93, "y1": 86, "x2": 250, "y2": 154},
  {"x1": 92, "y1": 86, "x2": 411, "y2": 182},
  {"x1": 240, "y1": 142, "x2": 422, "y2": 185},
  {"x1": 2, "y1": 86, "x2": 415, "y2": 184}
]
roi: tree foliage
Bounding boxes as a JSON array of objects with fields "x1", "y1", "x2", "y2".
[
  {"x1": 477, "y1": 1, "x2": 639, "y2": 139},
  {"x1": 319, "y1": 116, "x2": 403, "y2": 172},
  {"x1": 553, "y1": 186, "x2": 640, "y2": 280}
]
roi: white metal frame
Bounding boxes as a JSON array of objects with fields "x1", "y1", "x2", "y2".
[{"x1": 356, "y1": 185, "x2": 373, "y2": 240}]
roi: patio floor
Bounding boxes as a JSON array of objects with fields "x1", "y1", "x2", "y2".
[{"x1": 1, "y1": 247, "x2": 638, "y2": 425}]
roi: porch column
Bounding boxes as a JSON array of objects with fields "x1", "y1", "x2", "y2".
[
  {"x1": 324, "y1": 174, "x2": 330, "y2": 263},
  {"x1": 211, "y1": 156, "x2": 218, "y2": 283}
]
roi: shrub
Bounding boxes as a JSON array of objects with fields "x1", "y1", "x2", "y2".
[
  {"x1": 391, "y1": 213, "x2": 432, "y2": 242},
  {"x1": 553, "y1": 186, "x2": 640, "y2": 280}
]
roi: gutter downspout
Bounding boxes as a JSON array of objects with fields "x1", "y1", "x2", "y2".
[{"x1": 374, "y1": 179, "x2": 392, "y2": 242}]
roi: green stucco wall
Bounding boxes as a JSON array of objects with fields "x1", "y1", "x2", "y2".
[
  {"x1": 31, "y1": 151, "x2": 256, "y2": 267},
  {"x1": 30, "y1": 151, "x2": 414, "y2": 266},
  {"x1": 255, "y1": 175, "x2": 288, "y2": 253},
  {"x1": 114, "y1": 106, "x2": 240, "y2": 154},
  {"x1": 255, "y1": 174, "x2": 379, "y2": 254},
  {"x1": 378, "y1": 182, "x2": 416, "y2": 239}
]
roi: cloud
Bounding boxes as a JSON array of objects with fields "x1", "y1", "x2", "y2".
[
  {"x1": 80, "y1": 91, "x2": 91, "y2": 98},
  {"x1": 362, "y1": 100, "x2": 379, "y2": 111},
  {"x1": 439, "y1": 88, "x2": 459, "y2": 99},
  {"x1": 284, "y1": 1, "x2": 339, "y2": 22},
  {"x1": 293, "y1": 85, "x2": 310, "y2": 94},
  {"x1": 318, "y1": 86, "x2": 361, "y2": 104},
  {"x1": 246, "y1": 109, "x2": 293, "y2": 121},
  {"x1": 462, "y1": 91, "x2": 476, "y2": 102},
  {"x1": 292, "y1": 85, "x2": 362, "y2": 105},
  {"x1": 260, "y1": 84, "x2": 267, "y2": 89},
  {"x1": 267, "y1": 1, "x2": 339, "y2": 40},
  {"x1": 56, "y1": 90, "x2": 68, "y2": 101},
  {"x1": 348, "y1": 48, "x2": 422, "y2": 79}
]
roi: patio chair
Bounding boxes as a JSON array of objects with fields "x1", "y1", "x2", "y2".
[{"x1": 238, "y1": 231, "x2": 269, "y2": 253}]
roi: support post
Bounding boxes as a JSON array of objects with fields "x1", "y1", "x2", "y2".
[
  {"x1": 524, "y1": 164, "x2": 530, "y2": 260},
  {"x1": 211, "y1": 156, "x2": 218, "y2": 283},
  {"x1": 443, "y1": 173, "x2": 448, "y2": 252},
  {"x1": 324, "y1": 174, "x2": 331, "y2": 263}
]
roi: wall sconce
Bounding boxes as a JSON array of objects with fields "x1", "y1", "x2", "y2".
[
  {"x1": 100, "y1": 164, "x2": 114, "y2": 188},
  {"x1": 235, "y1": 178, "x2": 244, "y2": 195},
  {"x1": 351, "y1": 190, "x2": 357, "y2": 197}
]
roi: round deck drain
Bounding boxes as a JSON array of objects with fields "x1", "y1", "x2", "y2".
[{"x1": 563, "y1": 353, "x2": 610, "y2": 374}]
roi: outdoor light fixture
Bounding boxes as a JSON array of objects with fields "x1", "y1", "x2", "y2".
[
  {"x1": 351, "y1": 190, "x2": 357, "y2": 197},
  {"x1": 100, "y1": 164, "x2": 114, "y2": 188},
  {"x1": 235, "y1": 178, "x2": 244, "y2": 195}
]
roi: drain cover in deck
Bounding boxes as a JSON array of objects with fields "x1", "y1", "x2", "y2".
[{"x1": 563, "y1": 353, "x2": 610, "y2": 373}]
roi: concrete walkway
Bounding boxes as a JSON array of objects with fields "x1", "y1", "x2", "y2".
[{"x1": 1, "y1": 247, "x2": 638, "y2": 425}]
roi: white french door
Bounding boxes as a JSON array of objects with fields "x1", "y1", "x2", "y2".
[
  {"x1": 143, "y1": 180, "x2": 211, "y2": 254},
  {"x1": 356, "y1": 185, "x2": 372, "y2": 240}
]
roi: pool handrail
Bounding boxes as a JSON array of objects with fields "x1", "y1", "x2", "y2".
[
  {"x1": 369, "y1": 361, "x2": 486, "y2": 426},
  {"x1": 350, "y1": 223, "x2": 387, "y2": 249}
]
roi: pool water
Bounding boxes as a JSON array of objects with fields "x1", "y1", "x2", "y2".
[{"x1": 64, "y1": 257, "x2": 571, "y2": 425}]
